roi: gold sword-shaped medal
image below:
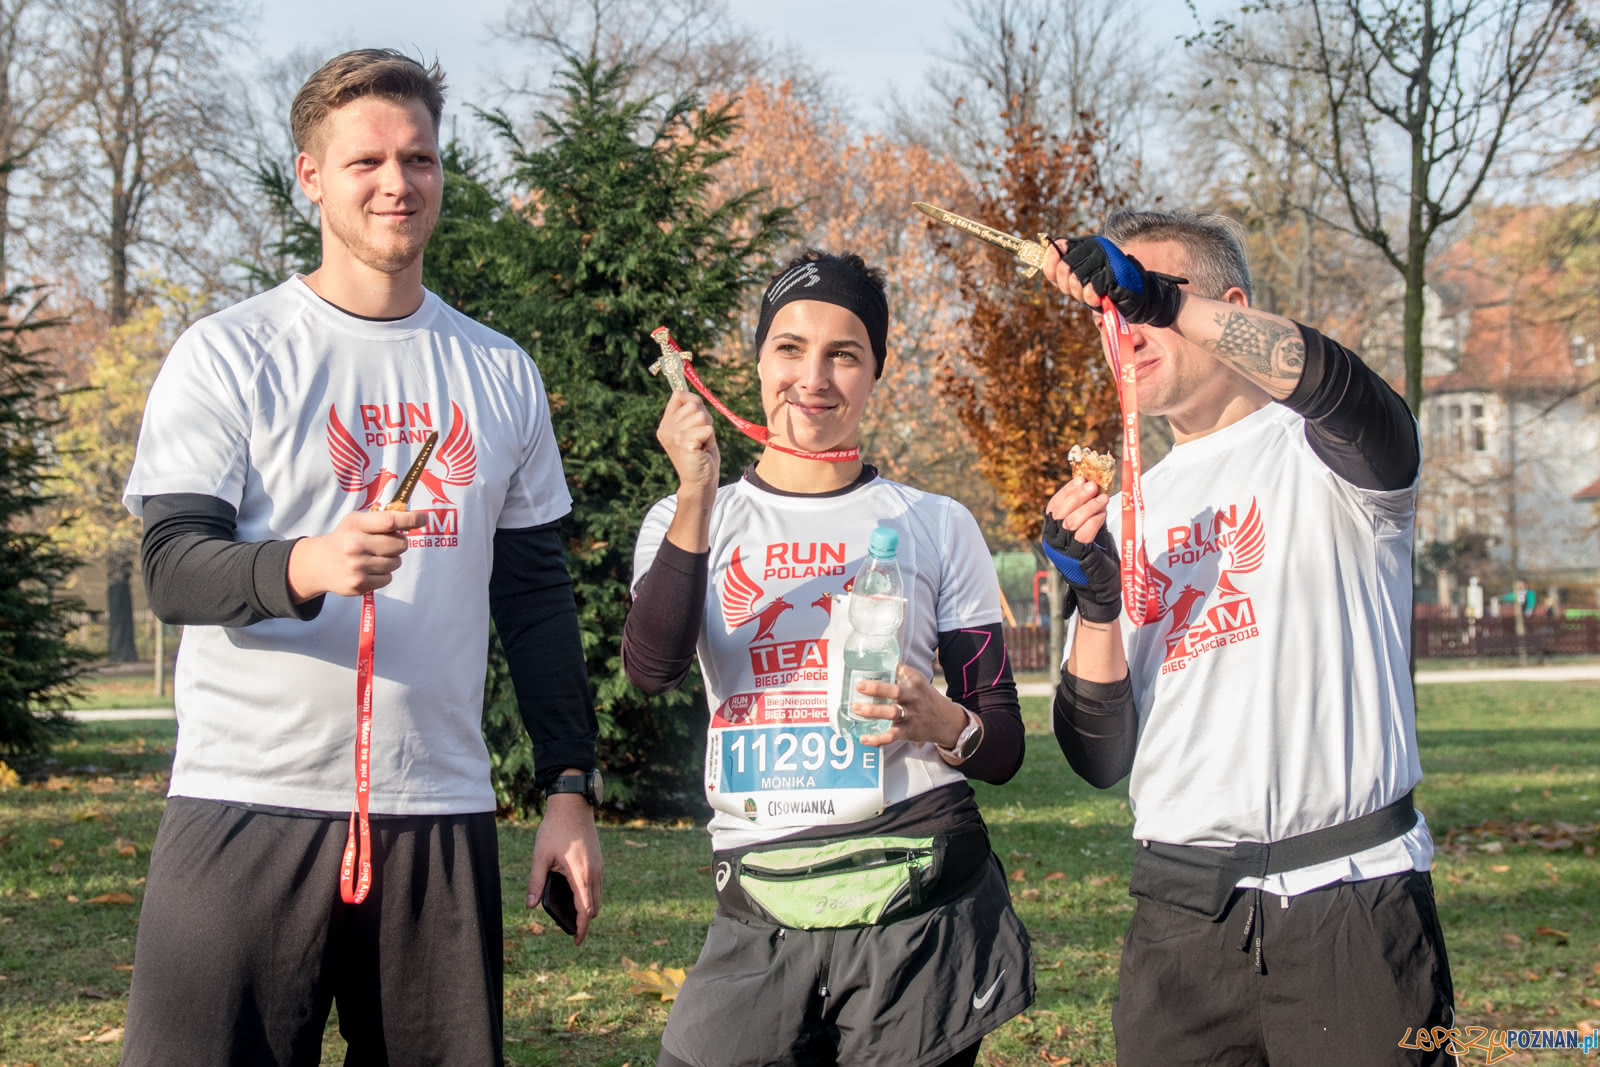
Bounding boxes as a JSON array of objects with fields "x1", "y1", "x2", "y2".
[
  {"x1": 648, "y1": 326, "x2": 692, "y2": 393},
  {"x1": 381, "y1": 431, "x2": 440, "y2": 512},
  {"x1": 912, "y1": 201, "x2": 1055, "y2": 279}
]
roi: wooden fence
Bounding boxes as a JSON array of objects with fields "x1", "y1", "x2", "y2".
[
  {"x1": 1003, "y1": 616, "x2": 1600, "y2": 670},
  {"x1": 1413, "y1": 615, "x2": 1600, "y2": 659}
]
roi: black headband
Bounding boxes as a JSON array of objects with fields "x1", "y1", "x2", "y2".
[{"x1": 753, "y1": 258, "x2": 890, "y2": 378}]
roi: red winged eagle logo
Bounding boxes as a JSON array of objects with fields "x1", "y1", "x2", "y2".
[
  {"x1": 1143, "y1": 499, "x2": 1265, "y2": 660},
  {"x1": 327, "y1": 405, "x2": 397, "y2": 510},
  {"x1": 413, "y1": 402, "x2": 476, "y2": 506},
  {"x1": 721, "y1": 546, "x2": 792, "y2": 642},
  {"x1": 328, "y1": 402, "x2": 476, "y2": 509}
]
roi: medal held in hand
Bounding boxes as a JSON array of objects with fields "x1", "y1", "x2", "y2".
[
  {"x1": 342, "y1": 431, "x2": 439, "y2": 905},
  {"x1": 648, "y1": 325, "x2": 860, "y2": 462},
  {"x1": 912, "y1": 201, "x2": 1156, "y2": 623},
  {"x1": 912, "y1": 201, "x2": 1056, "y2": 278}
]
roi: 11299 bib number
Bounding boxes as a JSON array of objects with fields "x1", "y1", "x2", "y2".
[{"x1": 719, "y1": 726, "x2": 878, "y2": 792}]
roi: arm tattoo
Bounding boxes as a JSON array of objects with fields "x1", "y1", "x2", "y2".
[{"x1": 1209, "y1": 311, "x2": 1306, "y2": 392}]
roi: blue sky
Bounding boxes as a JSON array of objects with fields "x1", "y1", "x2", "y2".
[{"x1": 256, "y1": 0, "x2": 1214, "y2": 129}]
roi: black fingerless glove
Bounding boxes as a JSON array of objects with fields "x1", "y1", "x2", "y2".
[
  {"x1": 1059, "y1": 235, "x2": 1187, "y2": 328},
  {"x1": 1041, "y1": 513, "x2": 1122, "y2": 624}
]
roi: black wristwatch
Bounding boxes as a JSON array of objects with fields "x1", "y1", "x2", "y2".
[
  {"x1": 937, "y1": 711, "x2": 984, "y2": 763},
  {"x1": 545, "y1": 769, "x2": 604, "y2": 807}
]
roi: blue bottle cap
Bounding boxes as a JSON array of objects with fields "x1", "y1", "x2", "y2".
[{"x1": 868, "y1": 527, "x2": 899, "y2": 559}]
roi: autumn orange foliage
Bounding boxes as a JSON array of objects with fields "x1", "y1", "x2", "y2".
[{"x1": 935, "y1": 112, "x2": 1126, "y2": 545}]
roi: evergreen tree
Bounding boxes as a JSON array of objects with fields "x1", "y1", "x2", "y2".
[
  {"x1": 453, "y1": 61, "x2": 792, "y2": 811},
  {"x1": 0, "y1": 293, "x2": 92, "y2": 753}
]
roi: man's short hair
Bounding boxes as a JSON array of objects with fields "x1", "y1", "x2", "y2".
[
  {"x1": 290, "y1": 49, "x2": 447, "y2": 156},
  {"x1": 1102, "y1": 210, "x2": 1253, "y2": 302}
]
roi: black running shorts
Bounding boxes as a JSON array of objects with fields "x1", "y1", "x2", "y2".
[
  {"x1": 120, "y1": 796, "x2": 504, "y2": 1067},
  {"x1": 1113, "y1": 870, "x2": 1456, "y2": 1066},
  {"x1": 660, "y1": 855, "x2": 1033, "y2": 1067}
]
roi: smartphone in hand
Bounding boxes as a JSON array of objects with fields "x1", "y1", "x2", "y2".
[{"x1": 540, "y1": 870, "x2": 580, "y2": 937}]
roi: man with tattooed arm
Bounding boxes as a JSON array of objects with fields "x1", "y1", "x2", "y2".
[{"x1": 1037, "y1": 210, "x2": 1454, "y2": 1066}]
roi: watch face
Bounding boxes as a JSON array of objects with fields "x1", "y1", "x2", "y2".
[
  {"x1": 587, "y1": 769, "x2": 604, "y2": 805},
  {"x1": 957, "y1": 721, "x2": 982, "y2": 758}
]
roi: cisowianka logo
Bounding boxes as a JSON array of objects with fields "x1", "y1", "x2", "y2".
[
  {"x1": 327, "y1": 400, "x2": 477, "y2": 547},
  {"x1": 1147, "y1": 499, "x2": 1266, "y2": 672}
]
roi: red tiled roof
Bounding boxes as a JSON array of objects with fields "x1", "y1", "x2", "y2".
[
  {"x1": 1575, "y1": 475, "x2": 1600, "y2": 501},
  {"x1": 1424, "y1": 210, "x2": 1584, "y2": 395}
]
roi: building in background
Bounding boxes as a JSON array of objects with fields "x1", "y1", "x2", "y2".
[{"x1": 1365, "y1": 209, "x2": 1600, "y2": 613}]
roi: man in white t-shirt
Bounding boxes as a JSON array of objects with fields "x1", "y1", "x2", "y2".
[
  {"x1": 1039, "y1": 212, "x2": 1453, "y2": 1066},
  {"x1": 119, "y1": 49, "x2": 602, "y2": 1066}
]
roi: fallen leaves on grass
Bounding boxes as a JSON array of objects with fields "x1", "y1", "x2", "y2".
[
  {"x1": 622, "y1": 840, "x2": 647, "y2": 848},
  {"x1": 1009, "y1": 868, "x2": 1027, "y2": 882},
  {"x1": 1441, "y1": 818, "x2": 1598, "y2": 857},
  {"x1": 83, "y1": 892, "x2": 135, "y2": 905},
  {"x1": 1045, "y1": 871, "x2": 1066, "y2": 881},
  {"x1": 564, "y1": 991, "x2": 596, "y2": 1002},
  {"x1": 1501, "y1": 932, "x2": 1523, "y2": 948},
  {"x1": 75, "y1": 1026, "x2": 123, "y2": 1044},
  {"x1": 0, "y1": 761, "x2": 19, "y2": 790},
  {"x1": 623, "y1": 957, "x2": 688, "y2": 1001},
  {"x1": 525, "y1": 920, "x2": 546, "y2": 935},
  {"x1": 1534, "y1": 925, "x2": 1570, "y2": 939}
]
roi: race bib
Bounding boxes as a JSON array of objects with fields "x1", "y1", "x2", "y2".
[{"x1": 704, "y1": 596, "x2": 885, "y2": 827}]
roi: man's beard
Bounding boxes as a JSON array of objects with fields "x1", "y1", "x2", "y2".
[{"x1": 325, "y1": 209, "x2": 435, "y2": 274}]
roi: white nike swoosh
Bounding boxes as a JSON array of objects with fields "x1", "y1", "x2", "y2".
[{"x1": 972, "y1": 969, "x2": 1005, "y2": 1010}]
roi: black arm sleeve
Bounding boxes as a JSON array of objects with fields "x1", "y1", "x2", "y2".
[
  {"x1": 140, "y1": 493, "x2": 324, "y2": 626},
  {"x1": 620, "y1": 540, "x2": 708, "y2": 695},
  {"x1": 1053, "y1": 673, "x2": 1136, "y2": 789},
  {"x1": 1281, "y1": 323, "x2": 1420, "y2": 491},
  {"x1": 935, "y1": 622, "x2": 1024, "y2": 784},
  {"x1": 489, "y1": 523, "x2": 598, "y2": 792}
]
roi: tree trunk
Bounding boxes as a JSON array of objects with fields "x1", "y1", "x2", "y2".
[
  {"x1": 105, "y1": 552, "x2": 137, "y2": 661},
  {"x1": 0, "y1": 176, "x2": 9, "y2": 287},
  {"x1": 1047, "y1": 569, "x2": 1065, "y2": 676},
  {"x1": 1401, "y1": 233, "x2": 1429, "y2": 413}
]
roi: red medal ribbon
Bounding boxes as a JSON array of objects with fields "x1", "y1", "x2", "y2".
[
  {"x1": 654, "y1": 328, "x2": 860, "y2": 463},
  {"x1": 1095, "y1": 299, "x2": 1154, "y2": 626},
  {"x1": 340, "y1": 589, "x2": 376, "y2": 903}
]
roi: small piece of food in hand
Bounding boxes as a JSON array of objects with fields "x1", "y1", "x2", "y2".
[{"x1": 1069, "y1": 444, "x2": 1116, "y2": 494}]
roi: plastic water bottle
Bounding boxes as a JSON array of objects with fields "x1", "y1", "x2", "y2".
[{"x1": 837, "y1": 527, "x2": 905, "y2": 740}]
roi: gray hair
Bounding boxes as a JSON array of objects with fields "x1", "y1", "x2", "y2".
[{"x1": 1102, "y1": 210, "x2": 1253, "y2": 303}]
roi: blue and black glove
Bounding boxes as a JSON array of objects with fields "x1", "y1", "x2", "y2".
[
  {"x1": 1041, "y1": 512, "x2": 1122, "y2": 623},
  {"x1": 1056, "y1": 236, "x2": 1187, "y2": 328}
]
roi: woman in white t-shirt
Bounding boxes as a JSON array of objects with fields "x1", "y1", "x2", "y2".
[{"x1": 623, "y1": 250, "x2": 1033, "y2": 1067}]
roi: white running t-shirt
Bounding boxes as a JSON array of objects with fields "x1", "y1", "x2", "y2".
[
  {"x1": 634, "y1": 474, "x2": 1002, "y2": 852},
  {"x1": 124, "y1": 277, "x2": 571, "y2": 814},
  {"x1": 1076, "y1": 403, "x2": 1433, "y2": 895}
]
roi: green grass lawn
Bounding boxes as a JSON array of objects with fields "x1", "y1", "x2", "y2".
[
  {"x1": 61, "y1": 671, "x2": 174, "y2": 712},
  {"x1": 3, "y1": 685, "x2": 1597, "y2": 1065}
]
